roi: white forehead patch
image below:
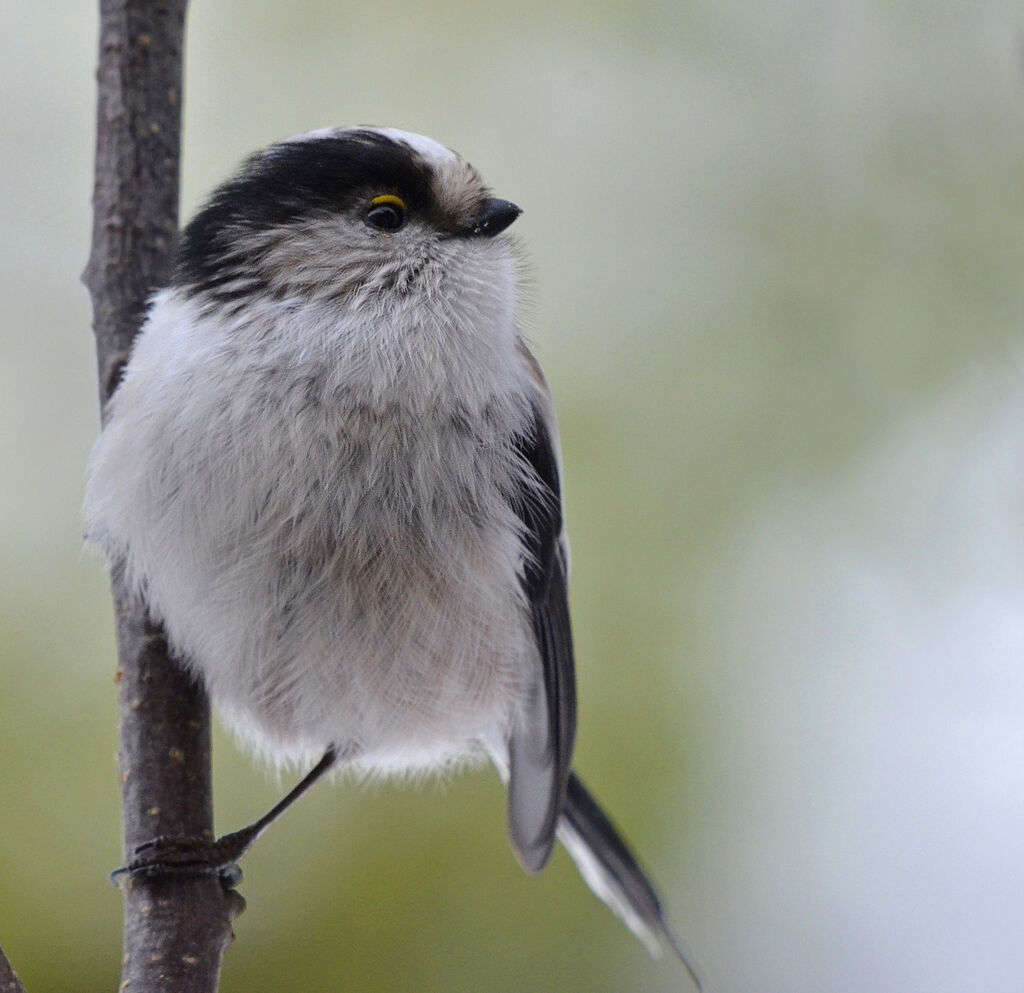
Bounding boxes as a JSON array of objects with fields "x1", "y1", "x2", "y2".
[
  {"x1": 282, "y1": 125, "x2": 347, "y2": 144},
  {"x1": 281, "y1": 126, "x2": 457, "y2": 167},
  {"x1": 375, "y1": 127, "x2": 457, "y2": 165}
]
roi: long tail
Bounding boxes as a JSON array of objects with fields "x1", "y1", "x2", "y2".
[{"x1": 558, "y1": 773, "x2": 704, "y2": 991}]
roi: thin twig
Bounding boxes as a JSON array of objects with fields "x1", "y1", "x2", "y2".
[
  {"x1": 84, "y1": 2, "x2": 240, "y2": 990},
  {"x1": 0, "y1": 940, "x2": 27, "y2": 993}
]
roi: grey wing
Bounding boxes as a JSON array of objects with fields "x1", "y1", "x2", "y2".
[{"x1": 506, "y1": 394, "x2": 577, "y2": 873}]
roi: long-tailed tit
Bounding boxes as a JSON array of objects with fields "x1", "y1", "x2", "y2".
[{"x1": 84, "y1": 126, "x2": 701, "y2": 987}]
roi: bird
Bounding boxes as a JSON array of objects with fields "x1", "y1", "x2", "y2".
[{"x1": 84, "y1": 125, "x2": 701, "y2": 988}]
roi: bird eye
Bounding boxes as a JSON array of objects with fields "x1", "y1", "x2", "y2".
[{"x1": 365, "y1": 194, "x2": 407, "y2": 232}]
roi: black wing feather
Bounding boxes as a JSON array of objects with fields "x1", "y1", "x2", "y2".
[{"x1": 506, "y1": 400, "x2": 577, "y2": 872}]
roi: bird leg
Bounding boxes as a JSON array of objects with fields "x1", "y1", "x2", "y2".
[{"x1": 112, "y1": 747, "x2": 339, "y2": 886}]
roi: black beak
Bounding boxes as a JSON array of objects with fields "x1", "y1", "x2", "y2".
[{"x1": 469, "y1": 198, "x2": 522, "y2": 237}]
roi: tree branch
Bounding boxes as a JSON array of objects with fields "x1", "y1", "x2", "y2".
[
  {"x1": 84, "y1": 3, "x2": 239, "y2": 990},
  {"x1": 0, "y1": 941, "x2": 27, "y2": 993}
]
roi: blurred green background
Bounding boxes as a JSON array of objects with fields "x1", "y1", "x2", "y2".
[{"x1": 4, "y1": 1, "x2": 1024, "y2": 991}]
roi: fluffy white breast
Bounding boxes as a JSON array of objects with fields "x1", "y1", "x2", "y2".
[{"x1": 86, "y1": 251, "x2": 541, "y2": 772}]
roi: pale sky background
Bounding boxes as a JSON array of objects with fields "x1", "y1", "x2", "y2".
[{"x1": 3, "y1": 2, "x2": 1024, "y2": 991}]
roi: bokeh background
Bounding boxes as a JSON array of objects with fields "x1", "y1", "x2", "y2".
[{"x1": 4, "y1": 1, "x2": 1024, "y2": 991}]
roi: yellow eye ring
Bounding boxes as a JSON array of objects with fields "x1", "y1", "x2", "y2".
[
  {"x1": 365, "y1": 194, "x2": 408, "y2": 232},
  {"x1": 370, "y1": 194, "x2": 407, "y2": 210}
]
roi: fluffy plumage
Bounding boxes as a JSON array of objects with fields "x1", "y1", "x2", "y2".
[{"x1": 84, "y1": 126, "x2": 699, "y2": 985}]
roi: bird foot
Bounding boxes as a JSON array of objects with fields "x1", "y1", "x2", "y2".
[{"x1": 110, "y1": 826, "x2": 259, "y2": 887}]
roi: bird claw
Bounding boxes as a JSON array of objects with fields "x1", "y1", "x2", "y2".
[{"x1": 110, "y1": 833, "x2": 249, "y2": 888}]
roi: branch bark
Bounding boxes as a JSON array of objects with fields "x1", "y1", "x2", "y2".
[
  {"x1": 84, "y1": 3, "x2": 239, "y2": 990},
  {"x1": 0, "y1": 941, "x2": 27, "y2": 993}
]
